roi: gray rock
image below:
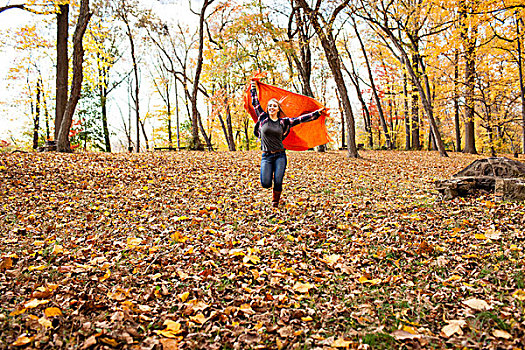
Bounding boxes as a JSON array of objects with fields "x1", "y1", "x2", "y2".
[{"x1": 435, "y1": 157, "x2": 525, "y2": 200}]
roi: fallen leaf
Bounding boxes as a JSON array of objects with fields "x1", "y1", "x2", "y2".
[
  {"x1": 322, "y1": 254, "x2": 341, "y2": 264},
  {"x1": 51, "y1": 244, "x2": 64, "y2": 254},
  {"x1": 512, "y1": 290, "x2": 525, "y2": 301},
  {"x1": 155, "y1": 330, "x2": 183, "y2": 339},
  {"x1": 239, "y1": 303, "x2": 255, "y2": 315},
  {"x1": 493, "y1": 329, "x2": 511, "y2": 339},
  {"x1": 462, "y1": 298, "x2": 491, "y2": 311},
  {"x1": 358, "y1": 276, "x2": 382, "y2": 285},
  {"x1": 189, "y1": 313, "x2": 207, "y2": 325},
  {"x1": 391, "y1": 330, "x2": 420, "y2": 340},
  {"x1": 277, "y1": 325, "x2": 294, "y2": 338},
  {"x1": 81, "y1": 335, "x2": 97, "y2": 349},
  {"x1": 99, "y1": 269, "x2": 111, "y2": 282},
  {"x1": 331, "y1": 337, "x2": 353, "y2": 348},
  {"x1": 9, "y1": 308, "x2": 26, "y2": 316},
  {"x1": 163, "y1": 320, "x2": 183, "y2": 334},
  {"x1": 178, "y1": 292, "x2": 190, "y2": 302},
  {"x1": 38, "y1": 316, "x2": 52, "y2": 329},
  {"x1": 24, "y1": 299, "x2": 50, "y2": 309},
  {"x1": 12, "y1": 335, "x2": 33, "y2": 347},
  {"x1": 176, "y1": 270, "x2": 189, "y2": 280},
  {"x1": 293, "y1": 281, "x2": 314, "y2": 293},
  {"x1": 441, "y1": 320, "x2": 466, "y2": 338},
  {"x1": 0, "y1": 257, "x2": 13, "y2": 270},
  {"x1": 160, "y1": 338, "x2": 180, "y2": 350}
]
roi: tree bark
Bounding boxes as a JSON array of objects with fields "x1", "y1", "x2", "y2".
[
  {"x1": 460, "y1": 1, "x2": 478, "y2": 154},
  {"x1": 101, "y1": 92, "x2": 111, "y2": 152},
  {"x1": 287, "y1": 5, "x2": 315, "y2": 98},
  {"x1": 98, "y1": 55, "x2": 111, "y2": 152},
  {"x1": 224, "y1": 95, "x2": 236, "y2": 151},
  {"x1": 57, "y1": 0, "x2": 92, "y2": 152},
  {"x1": 454, "y1": 50, "x2": 461, "y2": 152},
  {"x1": 140, "y1": 120, "x2": 149, "y2": 151},
  {"x1": 190, "y1": 0, "x2": 215, "y2": 150},
  {"x1": 517, "y1": 17, "x2": 525, "y2": 154},
  {"x1": 411, "y1": 49, "x2": 420, "y2": 150},
  {"x1": 175, "y1": 78, "x2": 180, "y2": 150},
  {"x1": 354, "y1": 20, "x2": 391, "y2": 149},
  {"x1": 55, "y1": 4, "x2": 68, "y2": 141},
  {"x1": 403, "y1": 68, "x2": 410, "y2": 150},
  {"x1": 125, "y1": 21, "x2": 140, "y2": 153},
  {"x1": 166, "y1": 81, "x2": 172, "y2": 147},
  {"x1": 344, "y1": 39, "x2": 372, "y2": 148},
  {"x1": 33, "y1": 77, "x2": 41, "y2": 150}
]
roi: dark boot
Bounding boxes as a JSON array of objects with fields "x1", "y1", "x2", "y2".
[{"x1": 272, "y1": 190, "x2": 282, "y2": 207}]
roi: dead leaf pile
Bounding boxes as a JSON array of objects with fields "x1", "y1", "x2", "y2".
[{"x1": 0, "y1": 150, "x2": 524, "y2": 349}]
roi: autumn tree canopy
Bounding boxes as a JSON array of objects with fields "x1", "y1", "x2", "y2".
[{"x1": 0, "y1": 0, "x2": 524, "y2": 156}]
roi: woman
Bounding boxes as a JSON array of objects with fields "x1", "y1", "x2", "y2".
[{"x1": 250, "y1": 80, "x2": 325, "y2": 207}]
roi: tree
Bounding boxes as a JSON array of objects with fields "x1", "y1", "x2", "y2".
[
  {"x1": 352, "y1": 19, "x2": 392, "y2": 149},
  {"x1": 355, "y1": 0, "x2": 449, "y2": 157},
  {"x1": 84, "y1": 0, "x2": 130, "y2": 152},
  {"x1": 56, "y1": 0, "x2": 92, "y2": 152},
  {"x1": 189, "y1": 0, "x2": 216, "y2": 150},
  {"x1": 460, "y1": 0, "x2": 478, "y2": 154},
  {"x1": 114, "y1": 0, "x2": 144, "y2": 152},
  {"x1": 295, "y1": 0, "x2": 359, "y2": 158},
  {"x1": 55, "y1": 3, "x2": 68, "y2": 142}
]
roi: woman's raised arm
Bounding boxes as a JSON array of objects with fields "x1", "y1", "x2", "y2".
[
  {"x1": 250, "y1": 81, "x2": 265, "y2": 120},
  {"x1": 285, "y1": 107, "x2": 325, "y2": 128}
]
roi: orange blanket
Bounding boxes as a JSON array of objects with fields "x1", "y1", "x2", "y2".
[{"x1": 244, "y1": 81, "x2": 331, "y2": 151}]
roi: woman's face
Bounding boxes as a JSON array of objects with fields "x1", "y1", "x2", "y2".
[{"x1": 267, "y1": 100, "x2": 280, "y2": 116}]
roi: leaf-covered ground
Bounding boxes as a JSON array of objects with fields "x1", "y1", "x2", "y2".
[{"x1": 1, "y1": 150, "x2": 524, "y2": 350}]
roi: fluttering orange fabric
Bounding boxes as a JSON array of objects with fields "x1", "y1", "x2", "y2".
[{"x1": 244, "y1": 80, "x2": 331, "y2": 151}]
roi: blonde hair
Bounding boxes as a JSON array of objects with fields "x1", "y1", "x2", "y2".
[{"x1": 267, "y1": 98, "x2": 285, "y2": 118}]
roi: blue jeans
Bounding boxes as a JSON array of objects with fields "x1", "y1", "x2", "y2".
[{"x1": 260, "y1": 151, "x2": 287, "y2": 192}]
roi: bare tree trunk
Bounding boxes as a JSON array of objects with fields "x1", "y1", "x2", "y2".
[
  {"x1": 44, "y1": 85, "x2": 50, "y2": 141},
  {"x1": 334, "y1": 88, "x2": 345, "y2": 148},
  {"x1": 461, "y1": 1, "x2": 478, "y2": 154},
  {"x1": 354, "y1": 20, "x2": 391, "y2": 149},
  {"x1": 33, "y1": 77, "x2": 41, "y2": 150},
  {"x1": 344, "y1": 37, "x2": 372, "y2": 148},
  {"x1": 411, "y1": 52, "x2": 420, "y2": 150},
  {"x1": 175, "y1": 78, "x2": 180, "y2": 150},
  {"x1": 55, "y1": 4, "x2": 68, "y2": 141},
  {"x1": 98, "y1": 56, "x2": 111, "y2": 152},
  {"x1": 287, "y1": 5, "x2": 314, "y2": 98},
  {"x1": 225, "y1": 95, "x2": 236, "y2": 151},
  {"x1": 197, "y1": 109, "x2": 213, "y2": 150},
  {"x1": 454, "y1": 50, "x2": 461, "y2": 152},
  {"x1": 243, "y1": 119, "x2": 250, "y2": 151},
  {"x1": 166, "y1": 81, "x2": 172, "y2": 147},
  {"x1": 190, "y1": 0, "x2": 215, "y2": 150},
  {"x1": 57, "y1": 0, "x2": 91, "y2": 152},
  {"x1": 124, "y1": 20, "x2": 141, "y2": 153},
  {"x1": 517, "y1": 17, "x2": 525, "y2": 154},
  {"x1": 101, "y1": 93, "x2": 111, "y2": 152},
  {"x1": 403, "y1": 68, "x2": 410, "y2": 150},
  {"x1": 140, "y1": 120, "x2": 149, "y2": 151}
]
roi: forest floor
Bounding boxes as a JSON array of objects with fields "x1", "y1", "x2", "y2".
[{"x1": 1, "y1": 150, "x2": 524, "y2": 350}]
